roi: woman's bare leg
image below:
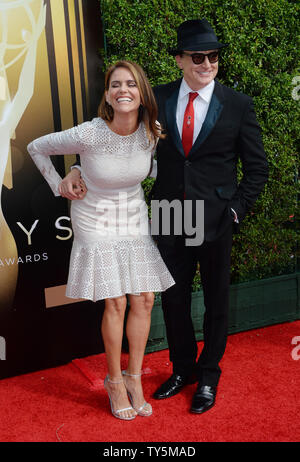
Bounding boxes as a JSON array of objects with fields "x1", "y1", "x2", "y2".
[
  {"x1": 124, "y1": 292, "x2": 154, "y2": 412},
  {"x1": 101, "y1": 295, "x2": 136, "y2": 419}
]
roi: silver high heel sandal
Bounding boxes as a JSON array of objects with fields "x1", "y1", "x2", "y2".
[
  {"x1": 122, "y1": 370, "x2": 153, "y2": 417},
  {"x1": 104, "y1": 375, "x2": 137, "y2": 421}
]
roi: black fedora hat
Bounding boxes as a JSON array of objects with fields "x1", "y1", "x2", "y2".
[{"x1": 169, "y1": 19, "x2": 227, "y2": 55}]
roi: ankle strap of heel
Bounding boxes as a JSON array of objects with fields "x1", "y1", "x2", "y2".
[
  {"x1": 106, "y1": 375, "x2": 123, "y2": 384},
  {"x1": 122, "y1": 370, "x2": 142, "y2": 378}
]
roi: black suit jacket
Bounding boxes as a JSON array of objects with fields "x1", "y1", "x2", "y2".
[{"x1": 152, "y1": 78, "x2": 269, "y2": 243}]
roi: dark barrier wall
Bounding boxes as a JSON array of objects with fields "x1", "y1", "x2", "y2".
[{"x1": 0, "y1": 0, "x2": 104, "y2": 379}]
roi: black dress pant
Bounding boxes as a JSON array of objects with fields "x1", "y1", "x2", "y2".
[{"x1": 157, "y1": 225, "x2": 233, "y2": 387}]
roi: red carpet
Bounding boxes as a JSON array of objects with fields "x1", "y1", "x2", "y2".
[{"x1": 0, "y1": 321, "x2": 299, "y2": 442}]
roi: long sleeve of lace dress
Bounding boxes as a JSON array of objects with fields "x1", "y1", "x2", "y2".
[{"x1": 27, "y1": 125, "x2": 85, "y2": 196}]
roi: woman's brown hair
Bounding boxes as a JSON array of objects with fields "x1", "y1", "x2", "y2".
[{"x1": 98, "y1": 60, "x2": 164, "y2": 145}]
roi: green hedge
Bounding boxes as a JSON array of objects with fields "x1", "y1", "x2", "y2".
[{"x1": 99, "y1": 0, "x2": 299, "y2": 286}]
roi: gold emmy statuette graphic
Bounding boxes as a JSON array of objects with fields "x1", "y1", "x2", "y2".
[{"x1": 0, "y1": 0, "x2": 46, "y2": 312}]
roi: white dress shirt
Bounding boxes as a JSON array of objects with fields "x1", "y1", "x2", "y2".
[{"x1": 176, "y1": 78, "x2": 215, "y2": 142}]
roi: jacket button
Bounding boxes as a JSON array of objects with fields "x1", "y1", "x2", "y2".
[{"x1": 185, "y1": 160, "x2": 191, "y2": 166}]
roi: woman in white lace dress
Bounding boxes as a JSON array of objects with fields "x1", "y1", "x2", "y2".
[{"x1": 27, "y1": 61, "x2": 175, "y2": 421}]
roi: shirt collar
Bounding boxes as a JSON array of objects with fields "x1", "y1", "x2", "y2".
[{"x1": 179, "y1": 78, "x2": 215, "y2": 104}]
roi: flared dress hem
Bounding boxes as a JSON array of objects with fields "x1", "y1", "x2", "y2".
[{"x1": 65, "y1": 236, "x2": 175, "y2": 302}]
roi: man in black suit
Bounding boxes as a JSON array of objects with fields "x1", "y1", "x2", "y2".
[
  {"x1": 150, "y1": 19, "x2": 268, "y2": 413},
  {"x1": 60, "y1": 19, "x2": 268, "y2": 414}
]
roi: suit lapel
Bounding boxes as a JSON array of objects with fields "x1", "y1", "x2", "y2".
[
  {"x1": 189, "y1": 81, "x2": 225, "y2": 156},
  {"x1": 165, "y1": 80, "x2": 185, "y2": 156}
]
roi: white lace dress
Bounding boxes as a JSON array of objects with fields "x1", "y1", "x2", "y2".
[{"x1": 27, "y1": 117, "x2": 175, "y2": 301}]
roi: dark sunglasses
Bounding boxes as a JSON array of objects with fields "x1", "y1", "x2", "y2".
[{"x1": 182, "y1": 51, "x2": 219, "y2": 65}]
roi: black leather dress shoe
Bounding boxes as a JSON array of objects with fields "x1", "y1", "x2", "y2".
[
  {"x1": 190, "y1": 385, "x2": 217, "y2": 414},
  {"x1": 153, "y1": 374, "x2": 192, "y2": 400}
]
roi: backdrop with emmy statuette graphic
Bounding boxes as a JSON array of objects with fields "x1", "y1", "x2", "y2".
[{"x1": 0, "y1": 0, "x2": 104, "y2": 379}]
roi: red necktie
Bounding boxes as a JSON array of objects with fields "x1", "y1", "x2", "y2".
[{"x1": 182, "y1": 92, "x2": 198, "y2": 156}]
